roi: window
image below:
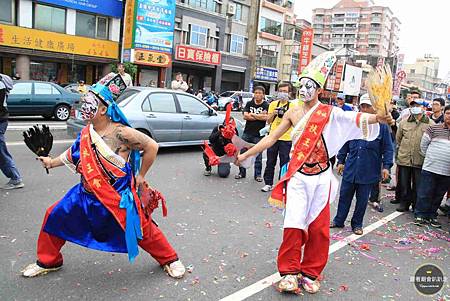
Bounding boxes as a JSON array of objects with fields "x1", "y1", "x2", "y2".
[
  {"x1": 0, "y1": 0, "x2": 15, "y2": 24},
  {"x1": 190, "y1": 24, "x2": 208, "y2": 47},
  {"x1": 230, "y1": 35, "x2": 245, "y2": 54},
  {"x1": 187, "y1": 0, "x2": 217, "y2": 13},
  {"x1": 232, "y1": 3, "x2": 248, "y2": 22},
  {"x1": 34, "y1": 83, "x2": 61, "y2": 95},
  {"x1": 10, "y1": 83, "x2": 32, "y2": 95},
  {"x1": 259, "y1": 17, "x2": 282, "y2": 36},
  {"x1": 76, "y1": 12, "x2": 108, "y2": 39},
  {"x1": 177, "y1": 94, "x2": 209, "y2": 115},
  {"x1": 410, "y1": 69, "x2": 415, "y2": 74},
  {"x1": 146, "y1": 93, "x2": 177, "y2": 113},
  {"x1": 34, "y1": 4, "x2": 66, "y2": 33}
]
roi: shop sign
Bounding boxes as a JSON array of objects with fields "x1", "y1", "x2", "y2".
[
  {"x1": 255, "y1": 67, "x2": 278, "y2": 82},
  {"x1": 123, "y1": 0, "x2": 176, "y2": 53},
  {"x1": 175, "y1": 45, "x2": 221, "y2": 65},
  {"x1": 298, "y1": 28, "x2": 314, "y2": 74},
  {"x1": 37, "y1": 0, "x2": 123, "y2": 18},
  {"x1": 134, "y1": 50, "x2": 171, "y2": 67},
  {"x1": 333, "y1": 62, "x2": 345, "y2": 91},
  {"x1": 0, "y1": 24, "x2": 118, "y2": 59}
]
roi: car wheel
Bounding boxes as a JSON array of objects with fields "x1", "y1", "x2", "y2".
[{"x1": 54, "y1": 104, "x2": 70, "y2": 121}]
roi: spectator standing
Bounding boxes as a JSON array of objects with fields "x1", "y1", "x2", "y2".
[
  {"x1": 77, "y1": 80, "x2": 87, "y2": 95},
  {"x1": 335, "y1": 93, "x2": 352, "y2": 111},
  {"x1": 196, "y1": 90, "x2": 203, "y2": 99},
  {"x1": 331, "y1": 94, "x2": 393, "y2": 235},
  {"x1": 261, "y1": 82, "x2": 295, "y2": 192},
  {"x1": 0, "y1": 74, "x2": 24, "y2": 189},
  {"x1": 414, "y1": 105, "x2": 450, "y2": 228},
  {"x1": 235, "y1": 86, "x2": 269, "y2": 182},
  {"x1": 117, "y1": 63, "x2": 133, "y2": 87},
  {"x1": 171, "y1": 73, "x2": 188, "y2": 92},
  {"x1": 399, "y1": 91, "x2": 421, "y2": 120},
  {"x1": 396, "y1": 99, "x2": 433, "y2": 212},
  {"x1": 430, "y1": 98, "x2": 445, "y2": 124}
]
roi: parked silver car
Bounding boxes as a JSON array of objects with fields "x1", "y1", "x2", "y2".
[{"x1": 67, "y1": 87, "x2": 241, "y2": 147}]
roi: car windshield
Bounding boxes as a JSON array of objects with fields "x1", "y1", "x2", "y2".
[
  {"x1": 219, "y1": 91, "x2": 234, "y2": 98},
  {"x1": 116, "y1": 89, "x2": 140, "y2": 107}
]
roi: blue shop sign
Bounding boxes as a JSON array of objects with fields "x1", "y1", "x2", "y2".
[
  {"x1": 255, "y1": 67, "x2": 278, "y2": 82},
  {"x1": 37, "y1": 0, "x2": 123, "y2": 18}
]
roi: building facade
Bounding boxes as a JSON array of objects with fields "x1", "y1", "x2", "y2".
[
  {"x1": 312, "y1": 0, "x2": 400, "y2": 60},
  {"x1": 166, "y1": 0, "x2": 252, "y2": 93},
  {"x1": 404, "y1": 54, "x2": 441, "y2": 99},
  {"x1": 0, "y1": 0, "x2": 123, "y2": 84}
]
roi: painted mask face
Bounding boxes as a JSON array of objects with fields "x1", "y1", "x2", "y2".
[
  {"x1": 298, "y1": 78, "x2": 318, "y2": 102},
  {"x1": 80, "y1": 92, "x2": 100, "y2": 120}
]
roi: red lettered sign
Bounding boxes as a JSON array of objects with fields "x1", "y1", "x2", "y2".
[
  {"x1": 298, "y1": 28, "x2": 314, "y2": 74},
  {"x1": 175, "y1": 45, "x2": 221, "y2": 65}
]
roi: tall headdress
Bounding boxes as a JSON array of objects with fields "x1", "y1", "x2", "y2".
[{"x1": 296, "y1": 51, "x2": 337, "y2": 88}]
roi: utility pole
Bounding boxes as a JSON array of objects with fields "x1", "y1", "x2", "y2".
[{"x1": 247, "y1": 0, "x2": 261, "y2": 92}]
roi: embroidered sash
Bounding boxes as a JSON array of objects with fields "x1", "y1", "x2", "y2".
[
  {"x1": 268, "y1": 103, "x2": 333, "y2": 208},
  {"x1": 79, "y1": 126, "x2": 143, "y2": 262}
]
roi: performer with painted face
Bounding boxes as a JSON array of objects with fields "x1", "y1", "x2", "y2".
[
  {"x1": 21, "y1": 74, "x2": 185, "y2": 279},
  {"x1": 236, "y1": 52, "x2": 393, "y2": 294}
]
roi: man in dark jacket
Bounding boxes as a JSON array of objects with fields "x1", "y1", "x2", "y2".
[{"x1": 0, "y1": 74, "x2": 24, "y2": 189}]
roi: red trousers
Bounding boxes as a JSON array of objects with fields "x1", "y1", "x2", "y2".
[
  {"x1": 37, "y1": 203, "x2": 178, "y2": 268},
  {"x1": 277, "y1": 202, "x2": 330, "y2": 279}
]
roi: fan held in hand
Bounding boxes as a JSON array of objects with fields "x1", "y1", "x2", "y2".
[
  {"x1": 23, "y1": 125, "x2": 54, "y2": 174},
  {"x1": 367, "y1": 64, "x2": 393, "y2": 115}
]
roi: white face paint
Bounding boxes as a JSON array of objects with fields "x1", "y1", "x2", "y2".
[
  {"x1": 80, "y1": 92, "x2": 100, "y2": 120},
  {"x1": 298, "y1": 78, "x2": 318, "y2": 102}
]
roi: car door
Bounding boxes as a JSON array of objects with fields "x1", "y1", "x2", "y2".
[
  {"x1": 33, "y1": 83, "x2": 60, "y2": 115},
  {"x1": 176, "y1": 93, "x2": 222, "y2": 142},
  {"x1": 7, "y1": 82, "x2": 33, "y2": 114},
  {"x1": 142, "y1": 92, "x2": 183, "y2": 142}
]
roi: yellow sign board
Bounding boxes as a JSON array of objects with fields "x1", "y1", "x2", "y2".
[
  {"x1": 0, "y1": 24, "x2": 119, "y2": 59},
  {"x1": 123, "y1": 0, "x2": 136, "y2": 49},
  {"x1": 134, "y1": 50, "x2": 171, "y2": 67}
]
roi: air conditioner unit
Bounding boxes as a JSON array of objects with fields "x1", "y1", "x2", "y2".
[{"x1": 227, "y1": 3, "x2": 236, "y2": 16}]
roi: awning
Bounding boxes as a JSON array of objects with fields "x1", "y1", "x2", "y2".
[{"x1": 222, "y1": 64, "x2": 246, "y2": 73}]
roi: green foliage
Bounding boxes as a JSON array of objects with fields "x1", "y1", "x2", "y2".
[{"x1": 111, "y1": 62, "x2": 137, "y2": 79}]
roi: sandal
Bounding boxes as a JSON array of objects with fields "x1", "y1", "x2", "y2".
[
  {"x1": 352, "y1": 227, "x2": 363, "y2": 235},
  {"x1": 235, "y1": 174, "x2": 245, "y2": 179},
  {"x1": 254, "y1": 176, "x2": 263, "y2": 182},
  {"x1": 330, "y1": 222, "x2": 344, "y2": 228}
]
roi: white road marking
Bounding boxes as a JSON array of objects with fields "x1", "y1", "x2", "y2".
[
  {"x1": 7, "y1": 125, "x2": 67, "y2": 131},
  {"x1": 219, "y1": 211, "x2": 404, "y2": 301},
  {"x1": 6, "y1": 139, "x2": 74, "y2": 146}
]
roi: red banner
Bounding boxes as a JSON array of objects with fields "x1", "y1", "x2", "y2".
[
  {"x1": 175, "y1": 45, "x2": 221, "y2": 65},
  {"x1": 298, "y1": 28, "x2": 314, "y2": 74},
  {"x1": 333, "y1": 63, "x2": 345, "y2": 91}
]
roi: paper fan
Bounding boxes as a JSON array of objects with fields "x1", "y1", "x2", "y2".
[{"x1": 367, "y1": 64, "x2": 393, "y2": 114}]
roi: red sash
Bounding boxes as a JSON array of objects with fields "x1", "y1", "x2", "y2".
[
  {"x1": 79, "y1": 126, "x2": 146, "y2": 230},
  {"x1": 269, "y1": 103, "x2": 333, "y2": 208}
]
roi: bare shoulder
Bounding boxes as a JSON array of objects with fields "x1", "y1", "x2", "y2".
[{"x1": 113, "y1": 124, "x2": 153, "y2": 151}]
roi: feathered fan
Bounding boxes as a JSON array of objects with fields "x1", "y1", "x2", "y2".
[
  {"x1": 367, "y1": 64, "x2": 393, "y2": 115},
  {"x1": 23, "y1": 125, "x2": 53, "y2": 174}
]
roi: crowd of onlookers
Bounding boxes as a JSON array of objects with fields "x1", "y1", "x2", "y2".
[{"x1": 203, "y1": 82, "x2": 449, "y2": 231}]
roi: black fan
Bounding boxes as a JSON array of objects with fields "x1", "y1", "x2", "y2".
[{"x1": 23, "y1": 125, "x2": 53, "y2": 174}]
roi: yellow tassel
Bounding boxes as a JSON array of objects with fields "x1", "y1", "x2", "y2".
[{"x1": 268, "y1": 197, "x2": 285, "y2": 209}]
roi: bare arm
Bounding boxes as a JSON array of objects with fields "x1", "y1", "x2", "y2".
[
  {"x1": 267, "y1": 111, "x2": 277, "y2": 124},
  {"x1": 239, "y1": 111, "x2": 293, "y2": 160},
  {"x1": 253, "y1": 112, "x2": 268, "y2": 121},
  {"x1": 243, "y1": 112, "x2": 256, "y2": 121},
  {"x1": 38, "y1": 155, "x2": 64, "y2": 169},
  {"x1": 116, "y1": 126, "x2": 159, "y2": 178}
]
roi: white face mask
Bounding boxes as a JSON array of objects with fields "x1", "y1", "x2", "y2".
[
  {"x1": 410, "y1": 107, "x2": 423, "y2": 115},
  {"x1": 298, "y1": 78, "x2": 318, "y2": 102},
  {"x1": 276, "y1": 92, "x2": 290, "y2": 101}
]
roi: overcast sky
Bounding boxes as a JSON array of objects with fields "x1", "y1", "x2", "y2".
[{"x1": 294, "y1": 0, "x2": 449, "y2": 79}]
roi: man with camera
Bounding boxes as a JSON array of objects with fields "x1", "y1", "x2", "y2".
[{"x1": 261, "y1": 82, "x2": 295, "y2": 192}]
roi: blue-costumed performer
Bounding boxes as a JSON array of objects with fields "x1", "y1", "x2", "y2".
[{"x1": 21, "y1": 74, "x2": 185, "y2": 279}]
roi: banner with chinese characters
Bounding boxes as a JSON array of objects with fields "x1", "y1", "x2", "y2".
[
  {"x1": 255, "y1": 67, "x2": 278, "y2": 82},
  {"x1": 333, "y1": 62, "x2": 345, "y2": 91},
  {"x1": 0, "y1": 24, "x2": 118, "y2": 59},
  {"x1": 175, "y1": 45, "x2": 221, "y2": 66},
  {"x1": 134, "y1": 50, "x2": 171, "y2": 67},
  {"x1": 37, "y1": 0, "x2": 123, "y2": 18},
  {"x1": 298, "y1": 28, "x2": 314, "y2": 74}
]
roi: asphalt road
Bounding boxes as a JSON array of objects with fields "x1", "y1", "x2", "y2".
[{"x1": 0, "y1": 125, "x2": 449, "y2": 301}]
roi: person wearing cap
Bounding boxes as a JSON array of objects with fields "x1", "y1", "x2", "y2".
[
  {"x1": 236, "y1": 51, "x2": 393, "y2": 294},
  {"x1": 399, "y1": 90, "x2": 421, "y2": 121},
  {"x1": 335, "y1": 93, "x2": 353, "y2": 111},
  {"x1": 332, "y1": 94, "x2": 394, "y2": 233},
  {"x1": 396, "y1": 99, "x2": 434, "y2": 212},
  {"x1": 21, "y1": 73, "x2": 185, "y2": 279}
]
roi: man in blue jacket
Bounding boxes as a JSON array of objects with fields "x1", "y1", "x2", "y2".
[{"x1": 331, "y1": 94, "x2": 394, "y2": 235}]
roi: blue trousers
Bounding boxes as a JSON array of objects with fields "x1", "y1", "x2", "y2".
[
  {"x1": 0, "y1": 120, "x2": 21, "y2": 183},
  {"x1": 238, "y1": 133, "x2": 263, "y2": 178},
  {"x1": 415, "y1": 170, "x2": 450, "y2": 219},
  {"x1": 333, "y1": 179, "x2": 373, "y2": 229},
  {"x1": 263, "y1": 140, "x2": 291, "y2": 186}
]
